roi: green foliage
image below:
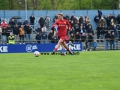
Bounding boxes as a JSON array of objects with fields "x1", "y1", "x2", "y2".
[{"x1": 0, "y1": 0, "x2": 119, "y2": 10}]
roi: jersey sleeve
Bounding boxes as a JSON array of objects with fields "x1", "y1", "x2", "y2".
[
  {"x1": 66, "y1": 20, "x2": 71, "y2": 29},
  {"x1": 51, "y1": 20, "x2": 59, "y2": 28}
]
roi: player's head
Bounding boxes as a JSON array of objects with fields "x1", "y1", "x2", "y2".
[{"x1": 58, "y1": 13, "x2": 63, "y2": 20}]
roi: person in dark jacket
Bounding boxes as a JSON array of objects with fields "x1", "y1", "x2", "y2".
[
  {"x1": 24, "y1": 24, "x2": 32, "y2": 43},
  {"x1": 94, "y1": 14, "x2": 100, "y2": 26},
  {"x1": 29, "y1": 14, "x2": 35, "y2": 29},
  {"x1": 117, "y1": 14, "x2": 120, "y2": 24},
  {"x1": 105, "y1": 31, "x2": 111, "y2": 50},
  {"x1": 17, "y1": 20, "x2": 23, "y2": 28},
  {"x1": 38, "y1": 16, "x2": 45, "y2": 28},
  {"x1": 41, "y1": 29, "x2": 47, "y2": 43},
  {"x1": 1, "y1": 27, "x2": 7, "y2": 44},
  {"x1": 96, "y1": 24, "x2": 101, "y2": 42},
  {"x1": 9, "y1": 19, "x2": 16, "y2": 32},
  {"x1": 98, "y1": 10, "x2": 102, "y2": 19},
  {"x1": 87, "y1": 33, "x2": 94, "y2": 51},
  {"x1": 80, "y1": 33, "x2": 86, "y2": 51},
  {"x1": 110, "y1": 32, "x2": 115, "y2": 50},
  {"x1": 13, "y1": 24, "x2": 19, "y2": 43},
  {"x1": 75, "y1": 31, "x2": 80, "y2": 42},
  {"x1": 35, "y1": 32, "x2": 41, "y2": 44},
  {"x1": 48, "y1": 30, "x2": 54, "y2": 43}
]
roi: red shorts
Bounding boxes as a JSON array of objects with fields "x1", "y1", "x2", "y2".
[{"x1": 58, "y1": 36, "x2": 69, "y2": 42}]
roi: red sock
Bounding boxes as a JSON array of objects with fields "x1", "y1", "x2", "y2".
[
  {"x1": 54, "y1": 48, "x2": 58, "y2": 51},
  {"x1": 66, "y1": 48, "x2": 71, "y2": 52}
]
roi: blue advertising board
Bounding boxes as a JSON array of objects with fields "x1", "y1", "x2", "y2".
[{"x1": 0, "y1": 42, "x2": 82, "y2": 53}]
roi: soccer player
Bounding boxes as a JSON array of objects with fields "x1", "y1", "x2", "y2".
[
  {"x1": 51, "y1": 13, "x2": 73, "y2": 55},
  {"x1": 53, "y1": 25, "x2": 74, "y2": 55}
]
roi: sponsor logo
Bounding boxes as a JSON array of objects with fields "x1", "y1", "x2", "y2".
[
  {"x1": 0, "y1": 46, "x2": 8, "y2": 52},
  {"x1": 26, "y1": 44, "x2": 38, "y2": 52}
]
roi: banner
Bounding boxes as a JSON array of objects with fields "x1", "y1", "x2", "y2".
[{"x1": 0, "y1": 42, "x2": 82, "y2": 53}]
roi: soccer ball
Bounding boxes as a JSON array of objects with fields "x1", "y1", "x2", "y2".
[{"x1": 34, "y1": 51, "x2": 40, "y2": 57}]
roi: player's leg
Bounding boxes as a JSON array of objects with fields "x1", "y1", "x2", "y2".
[
  {"x1": 60, "y1": 44, "x2": 66, "y2": 55},
  {"x1": 67, "y1": 41, "x2": 74, "y2": 47},
  {"x1": 52, "y1": 39, "x2": 63, "y2": 54},
  {"x1": 62, "y1": 41, "x2": 73, "y2": 55}
]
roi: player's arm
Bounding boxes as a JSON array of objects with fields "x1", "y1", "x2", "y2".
[
  {"x1": 66, "y1": 20, "x2": 71, "y2": 30},
  {"x1": 51, "y1": 20, "x2": 58, "y2": 37}
]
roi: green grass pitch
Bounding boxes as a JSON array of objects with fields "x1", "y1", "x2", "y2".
[{"x1": 0, "y1": 51, "x2": 120, "y2": 90}]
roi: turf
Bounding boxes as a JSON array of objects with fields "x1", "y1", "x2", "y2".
[{"x1": 0, "y1": 51, "x2": 120, "y2": 90}]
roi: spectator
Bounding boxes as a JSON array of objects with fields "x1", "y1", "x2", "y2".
[
  {"x1": 80, "y1": 33, "x2": 86, "y2": 51},
  {"x1": 13, "y1": 24, "x2": 19, "y2": 43},
  {"x1": 0, "y1": 26, "x2": 2, "y2": 43},
  {"x1": 9, "y1": 19, "x2": 16, "y2": 31},
  {"x1": 70, "y1": 20, "x2": 74, "y2": 28},
  {"x1": 70, "y1": 14, "x2": 75, "y2": 21},
  {"x1": 72, "y1": 15, "x2": 77, "y2": 25},
  {"x1": 48, "y1": 30, "x2": 54, "y2": 43},
  {"x1": 1, "y1": 27, "x2": 7, "y2": 44},
  {"x1": 74, "y1": 21, "x2": 80, "y2": 33},
  {"x1": 79, "y1": 25, "x2": 85, "y2": 36},
  {"x1": 64, "y1": 14, "x2": 70, "y2": 21},
  {"x1": 45, "y1": 14, "x2": 51, "y2": 21},
  {"x1": 35, "y1": 31, "x2": 41, "y2": 44},
  {"x1": 17, "y1": 20, "x2": 23, "y2": 28},
  {"x1": 38, "y1": 16, "x2": 45, "y2": 28},
  {"x1": 83, "y1": 40, "x2": 88, "y2": 51},
  {"x1": 87, "y1": 33, "x2": 94, "y2": 51},
  {"x1": 110, "y1": 32, "x2": 115, "y2": 50},
  {"x1": 99, "y1": 17, "x2": 106, "y2": 27},
  {"x1": 113, "y1": 24, "x2": 118, "y2": 38},
  {"x1": 106, "y1": 15, "x2": 111, "y2": 27},
  {"x1": 111, "y1": 14, "x2": 117, "y2": 24},
  {"x1": 94, "y1": 14, "x2": 100, "y2": 26},
  {"x1": 29, "y1": 14, "x2": 35, "y2": 29},
  {"x1": 0, "y1": 18, "x2": 1, "y2": 25},
  {"x1": 117, "y1": 14, "x2": 120, "y2": 24},
  {"x1": 41, "y1": 29, "x2": 47, "y2": 43},
  {"x1": 19, "y1": 25, "x2": 25, "y2": 44},
  {"x1": 100, "y1": 25, "x2": 105, "y2": 42},
  {"x1": 96, "y1": 24, "x2": 101, "y2": 42},
  {"x1": 45, "y1": 17, "x2": 50, "y2": 31},
  {"x1": 75, "y1": 31, "x2": 80, "y2": 42},
  {"x1": 23, "y1": 20, "x2": 29, "y2": 25},
  {"x1": 85, "y1": 16, "x2": 91, "y2": 24},
  {"x1": 6, "y1": 25, "x2": 12, "y2": 43},
  {"x1": 105, "y1": 31, "x2": 111, "y2": 50},
  {"x1": 69, "y1": 33, "x2": 75, "y2": 43},
  {"x1": 98, "y1": 10, "x2": 102, "y2": 19},
  {"x1": 36, "y1": 26, "x2": 42, "y2": 33},
  {"x1": 24, "y1": 24, "x2": 32, "y2": 44},
  {"x1": 79, "y1": 15, "x2": 83, "y2": 25},
  {"x1": 1, "y1": 20, "x2": 8, "y2": 28},
  {"x1": 87, "y1": 25, "x2": 94, "y2": 35},
  {"x1": 53, "y1": 14, "x2": 58, "y2": 23},
  {"x1": 93, "y1": 39, "x2": 98, "y2": 50},
  {"x1": 41, "y1": 26, "x2": 47, "y2": 32},
  {"x1": 69, "y1": 28, "x2": 74, "y2": 35},
  {"x1": 8, "y1": 32, "x2": 15, "y2": 44}
]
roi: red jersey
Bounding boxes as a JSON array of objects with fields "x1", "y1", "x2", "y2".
[{"x1": 52, "y1": 19, "x2": 71, "y2": 37}]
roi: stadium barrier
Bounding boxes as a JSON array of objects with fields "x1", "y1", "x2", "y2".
[{"x1": 0, "y1": 42, "x2": 82, "y2": 53}]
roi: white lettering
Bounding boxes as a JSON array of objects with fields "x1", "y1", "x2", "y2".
[
  {"x1": 69, "y1": 44, "x2": 81, "y2": 50},
  {"x1": 0, "y1": 46, "x2": 8, "y2": 52}
]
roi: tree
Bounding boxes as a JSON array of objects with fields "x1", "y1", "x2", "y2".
[{"x1": 0, "y1": 0, "x2": 119, "y2": 10}]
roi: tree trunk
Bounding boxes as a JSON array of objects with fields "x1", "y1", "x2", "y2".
[{"x1": 51, "y1": 0, "x2": 55, "y2": 10}]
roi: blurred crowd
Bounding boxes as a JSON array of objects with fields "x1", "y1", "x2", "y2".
[{"x1": 0, "y1": 10, "x2": 120, "y2": 50}]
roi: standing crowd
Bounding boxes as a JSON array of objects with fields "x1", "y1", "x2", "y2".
[{"x1": 0, "y1": 10, "x2": 120, "y2": 50}]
